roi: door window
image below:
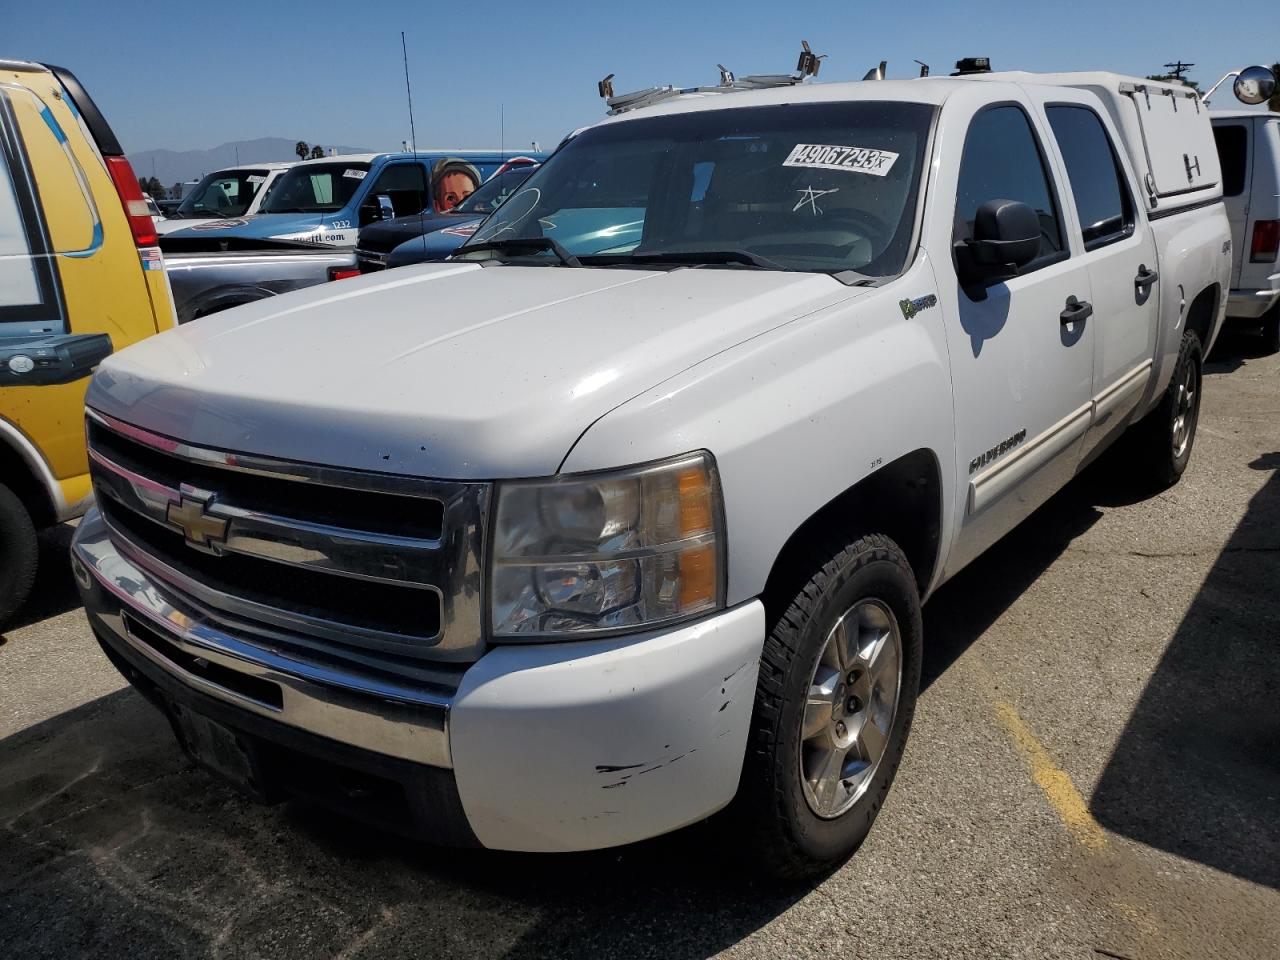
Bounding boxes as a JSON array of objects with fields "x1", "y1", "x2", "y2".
[
  {"x1": 1212, "y1": 125, "x2": 1249, "y2": 197},
  {"x1": 368, "y1": 162, "x2": 429, "y2": 217},
  {"x1": 954, "y1": 106, "x2": 1065, "y2": 271},
  {"x1": 1046, "y1": 106, "x2": 1135, "y2": 250},
  {"x1": 0, "y1": 90, "x2": 65, "y2": 336}
]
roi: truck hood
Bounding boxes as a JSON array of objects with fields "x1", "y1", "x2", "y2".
[
  {"x1": 87, "y1": 263, "x2": 863, "y2": 479},
  {"x1": 388, "y1": 222, "x2": 480, "y2": 267},
  {"x1": 160, "y1": 213, "x2": 333, "y2": 243},
  {"x1": 359, "y1": 211, "x2": 475, "y2": 254}
]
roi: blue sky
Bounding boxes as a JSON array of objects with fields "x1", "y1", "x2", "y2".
[{"x1": 6, "y1": 0, "x2": 1275, "y2": 154}]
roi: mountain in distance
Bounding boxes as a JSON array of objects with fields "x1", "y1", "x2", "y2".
[{"x1": 129, "y1": 137, "x2": 376, "y2": 187}]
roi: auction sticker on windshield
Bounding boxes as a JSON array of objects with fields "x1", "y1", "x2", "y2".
[{"x1": 783, "y1": 144, "x2": 898, "y2": 177}]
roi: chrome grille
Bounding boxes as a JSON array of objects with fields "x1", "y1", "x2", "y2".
[{"x1": 86, "y1": 409, "x2": 490, "y2": 665}]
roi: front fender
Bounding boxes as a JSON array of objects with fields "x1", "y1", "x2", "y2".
[{"x1": 561, "y1": 258, "x2": 957, "y2": 602}]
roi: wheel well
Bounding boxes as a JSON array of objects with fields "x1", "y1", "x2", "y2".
[
  {"x1": 1185, "y1": 284, "x2": 1218, "y2": 349},
  {"x1": 0, "y1": 435, "x2": 55, "y2": 529},
  {"x1": 760, "y1": 449, "x2": 942, "y2": 623}
]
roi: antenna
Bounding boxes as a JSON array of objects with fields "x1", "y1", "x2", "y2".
[
  {"x1": 401, "y1": 31, "x2": 418, "y2": 153},
  {"x1": 500, "y1": 103, "x2": 505, "y2": 160}
]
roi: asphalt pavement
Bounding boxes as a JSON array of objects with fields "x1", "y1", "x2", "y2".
[{"x1": 2, "y1": 329, "x2": 1277, "y2": 960}]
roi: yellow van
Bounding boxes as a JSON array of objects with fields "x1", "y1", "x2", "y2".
[{"x1": 1, "y1": 60, "x2": 175, "y2": 626}]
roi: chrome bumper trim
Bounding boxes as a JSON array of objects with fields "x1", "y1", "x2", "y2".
[{"x1": 74, "y1": 509, "x2": 454, "y2": 769}]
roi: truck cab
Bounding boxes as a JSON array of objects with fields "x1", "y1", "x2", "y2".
[
  {"x1": 155, "y1": 162, "x2": 293, "y2": 235},
  {"x1": 159, "y1": 150, "x2": 546, "y2": 250},
  {"x1": 1211, "y1": 110, "x2": 1280, "y2": 348},
  {"x1": 0, "y1": 60, "x2": 175, "y2": 626},
  {"x1": 72, "y1": 64, "x2": 1230, "y2": 875}
]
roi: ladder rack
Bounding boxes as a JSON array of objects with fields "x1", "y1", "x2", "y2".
[{"x1": 599, "y1": 42, "x2": 824, "y2": 115}]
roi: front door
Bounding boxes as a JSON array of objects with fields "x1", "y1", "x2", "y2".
[{"x1": 941, "y1": 102, "x2": 1096, "y2": 576}]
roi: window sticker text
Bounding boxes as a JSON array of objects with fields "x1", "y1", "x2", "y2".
[{"x1": 783, "y1": 144, "x2": 899, "y2": 177}]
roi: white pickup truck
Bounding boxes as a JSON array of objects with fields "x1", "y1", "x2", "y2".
[{"x1": 72, "y1": 63, "x2": 1232, "y2": 876}]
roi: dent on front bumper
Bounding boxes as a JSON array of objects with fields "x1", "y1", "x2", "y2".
[{"x1": 72, "y1": 508, "x2": 765, "y2": 851}]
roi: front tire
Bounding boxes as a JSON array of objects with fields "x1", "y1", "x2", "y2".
[
  {"x1": 0, "y1": 482, "x2": 39, "y2": 629},
  {"x1": 734, "y1": 533, "x2": 922, "y2": 879}
]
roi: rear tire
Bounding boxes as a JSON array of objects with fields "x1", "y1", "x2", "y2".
[
  {"x1": 733, "y1": 533, "x2": 922, "y2": 880},
  {"x1": 1131, "y1": 329, "x2": 1203, "y2": 488},
  {"x1": 1262, "y1": 304, "x2": 1280, "y2": 355},
  {"x1": 0, "y1": 482, "x2": 39, "y2": 629}
]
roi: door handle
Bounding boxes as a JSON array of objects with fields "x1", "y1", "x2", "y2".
[
  {"x1": 1135, "y1": 265, "x2": 1159, "y2": 289},
  {"x1": 1060, "y1": 296, "x2": 1093, "y2": 326}
]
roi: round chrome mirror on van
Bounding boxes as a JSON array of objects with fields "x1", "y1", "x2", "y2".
[{"x1": 1233, "y1": 65, "x2": 1277, "y2": 106}]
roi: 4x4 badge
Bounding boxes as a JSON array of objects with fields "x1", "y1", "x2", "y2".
[
  {"x1": 166, "y1": 490, "x2": 229, "y2": 550},
  {"x1": 899, "y1": 294, "x2": 938, "y2": 320}
]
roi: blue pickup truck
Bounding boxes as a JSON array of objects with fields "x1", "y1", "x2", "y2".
[{"x1": 160, "y1": 150, "x2": 544, "y2": 250}]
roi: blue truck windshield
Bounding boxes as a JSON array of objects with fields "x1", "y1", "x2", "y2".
[{"x1": 259, "y1": 162, "x2": 372, "y2": 214}]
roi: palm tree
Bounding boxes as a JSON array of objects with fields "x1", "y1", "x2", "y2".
[
  {"x1": 310, "y1": 145, "x2": 325, "y2": 159},
  {"x1": 295, "y1": 141, "x2": 309, "y2": 161}
]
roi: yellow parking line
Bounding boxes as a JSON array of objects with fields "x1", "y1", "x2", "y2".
[{"x1": 992, "y1": 699, "x2": 1108, "y2": 850}]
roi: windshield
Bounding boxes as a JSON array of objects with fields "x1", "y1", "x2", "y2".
[
  {"x1": 454, "y1": 167, "x2": 536, "y2": 216},
  {"x1": 461, "y1": 102, "x2": 933, "y2": 277},
  {"x1": 174, "y1": 169, "x2": 270, "y2": 218},
  {"x1": 259, "y1": 162, "x2": 371, "y2": 214}
]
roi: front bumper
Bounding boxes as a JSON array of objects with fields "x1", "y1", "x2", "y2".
[{"x1": 73, "y1": 508, "x2": 765, "y2": 851}]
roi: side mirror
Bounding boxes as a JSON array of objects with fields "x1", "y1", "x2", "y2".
[
  {"x1": 0, "y1": 333, "x2": 113, "y2": 386},
  {"x1": 376, "y1": 194, "x2": 395, "y2": 221},
  {"x1": 1234, "y1": 64, "x2": 1278, "y2": 105},
  {"x1": 957, "y1": 198, "x2": 1042, "y2": 293}
]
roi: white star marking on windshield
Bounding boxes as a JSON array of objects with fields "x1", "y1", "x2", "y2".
[{"x1": 793, "y1": 185, "x2": 839, "y2": 216}]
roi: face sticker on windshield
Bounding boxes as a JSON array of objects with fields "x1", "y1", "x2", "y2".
[
  {"x1": 783, "y1": 144, "x2": 898, "y2": 177},
  {"x1": 343, "y1": 169, "x2": 367, "y2": 179},
  {"x1": 793, "y1": 186, "x2": 839, "y2": 216}
]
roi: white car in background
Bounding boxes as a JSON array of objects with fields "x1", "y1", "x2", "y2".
[{"x1": 155, "y1": 162, "x2": 293, "y2": 234}]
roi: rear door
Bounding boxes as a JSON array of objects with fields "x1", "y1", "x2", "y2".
[
  {"x1": 0, "y1": 67, "x2": 160, "y2": 500},
  {"x1": 941, "y1": 98, "x2": 1096, "y2": 573},
  {"x1": 0, "y1": 86, "x2": 67, "y2": 339},
  {"x1": 1213, "y1": 120, "x2": 1252, "y2": 289},
  {"x1": 1042, "y1": 97, "x2": 1159, "y2": 457}
]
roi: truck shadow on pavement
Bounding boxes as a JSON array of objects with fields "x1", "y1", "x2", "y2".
[
  {"x1": 4, "y1": 335, "x2": 1276, "y2": 955},
  {"x1": 1088, "y1": 460, "x2": 1280, "y2": 891},
  {"x1": 0, "y1": 689, "x2": 812, "y2": 959},
  {"x1": 0, "y1": 465, "x2": 1129, "y2": 960}
]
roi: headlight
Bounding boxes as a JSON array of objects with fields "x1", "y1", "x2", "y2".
[{"x1": 490, "y1": 451, "x2": 725, "y2": 639}]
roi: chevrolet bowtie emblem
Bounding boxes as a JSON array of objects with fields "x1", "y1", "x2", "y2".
[{"x1": 166, "y1": 491, "x2": 229, "y2": 550}]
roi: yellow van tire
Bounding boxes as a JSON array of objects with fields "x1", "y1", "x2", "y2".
[{"x1": 0, "y1": 482, "x2": 38, "y2": 629}]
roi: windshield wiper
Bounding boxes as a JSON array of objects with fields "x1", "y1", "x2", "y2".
[
  {"x1": 459, "y1": 237, "x2": 581, "y2": 267},
  {"x1": 583, "y1": 248, "x2": 786, "y2": 271}
]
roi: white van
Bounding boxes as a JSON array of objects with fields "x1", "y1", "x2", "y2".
[{"x1": 1212, "y1": 111, "x2": 1280, "y2": 348}]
